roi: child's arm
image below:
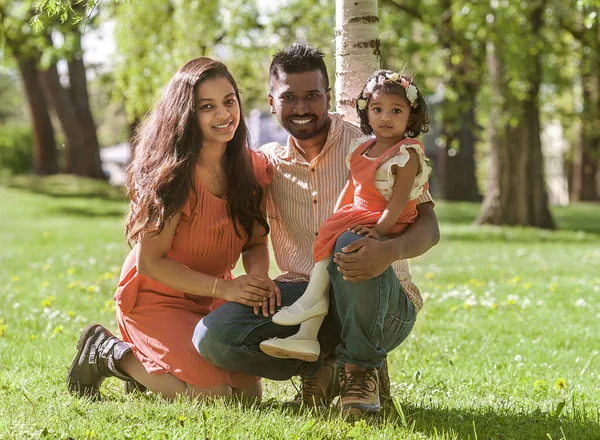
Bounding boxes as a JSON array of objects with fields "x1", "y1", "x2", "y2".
[
  {"x1": 353, "y1": 149, "x2": 420, "y2": 239},
  {"x1": 334, "y1": 171, "x2": 355, "y2": 212}
]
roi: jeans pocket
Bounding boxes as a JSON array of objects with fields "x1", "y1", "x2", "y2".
[{"x1": 380, "y1": 314, "x2": 415, "y2": 353}]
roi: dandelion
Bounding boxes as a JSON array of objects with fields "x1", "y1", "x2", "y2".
[
  {"x1": 0, "y1": 319, "x2": 5, "y2": 337},
  {"x1": 522, "y1": 282, "x2": 532, "y2": 290},
  {"x1": 41, "y1": 280, "x2": 50, "y2": 288},
  {"x1": 506, "y1": 298, "x2": 516, "y2": 306},
  {"x1": 450, "y1": 305, "x2": 458, "y2": 312},
  {"x1": 42, "y1": 264, "x2": 51, "y2": 271},
  {"x1": 67, "y1": 311, "x2": 76, "y2": 318},
  {"x1": 490, "y1": 303, "x2": 498, "y2": 310},
  {"x1": 67, "y1": 282, "x2": 77, "y2": 289},
  {"x1": 67, "y1": 267, "x2": 75, "y2": 275},
  {"x1": 425, "y1": 272, "x2": 435, "y2": 279},
  {"x1": 41, "y1": 299, "x2": 52, "y2": 307},
  {"x1": 507, "y1": 276, "x2": 521, "y2": 285},
  {"x1": 30, "y1": 334, "x2": 36, "y2": 341},
  {"x1": 87, "y1": 285, "x2": 99, "y2": 293},
  {"x1": 103, "y1": 272, "x2": 113, "y2": 280},
  {"x1": 554, "y1": 378, "x2": 567, "y2": 390},
  {"x1": 10, "y1": 276, "x2": 20, "y2": 282},
  {"x1": 534, "y1": 379, "x2": 546, "y2": 389},
  {"x1": 53, "y1": 325, "x2": 64, "y2": 335},
  {"x1": 463, "y1": 302, "x2": 471, "y2": 310},
  {"x1": 549, "y1": 282, "x2": 558, "y2": 292}
]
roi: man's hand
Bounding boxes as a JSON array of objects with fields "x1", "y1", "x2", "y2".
[{"x1": 333, "y1": 238, "x2": 394, "y2": 282}]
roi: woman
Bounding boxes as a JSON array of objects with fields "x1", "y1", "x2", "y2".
[{"x1": 66, "y1": 58, "x2": 278, "y2": 400}]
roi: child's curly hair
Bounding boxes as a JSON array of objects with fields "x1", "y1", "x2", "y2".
[{"x1": 356, "y1": 69, "x2": 430, "y2": 138}]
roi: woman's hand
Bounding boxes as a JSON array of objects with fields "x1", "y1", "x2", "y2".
[
  {"x1": 257, "y1": 278, "x2": 281, "y2": 317},
  {"x1": 216, "y1": 275, "x2": 272, "y2": 308}
]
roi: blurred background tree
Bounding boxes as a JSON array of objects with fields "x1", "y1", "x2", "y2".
[{"x1": 2, "y1": 0, "x2": 599, "y2": 228}]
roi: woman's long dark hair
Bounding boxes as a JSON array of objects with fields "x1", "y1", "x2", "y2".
[{"x1": 125, "y1": 58, "x2": 268, "y2": 244}]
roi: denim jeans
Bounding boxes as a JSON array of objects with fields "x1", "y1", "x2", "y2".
[{"x1": 192, "y1": 231, "x2": 417, "y2": 378}]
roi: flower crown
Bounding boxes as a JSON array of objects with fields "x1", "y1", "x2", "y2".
[{"x1": 357, "y1": 72, "x2": 419, "y2": 111}]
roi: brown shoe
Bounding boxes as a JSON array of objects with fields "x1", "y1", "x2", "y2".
[
  {"x1": 287, "y1": 356, "x2": 340, "y2": 408},
  {"x1": 338, "y1": 363, "x2": 380, "y2": 415},
  {"x1": 124, "y1": 380, "x2": 147, "y2": 394},
  {"x1": 377, "y1": 358, "x2": 392, "y2": 404},
  {"x1": 66, "y1": 323, "x2": 133, "y2": 398}
]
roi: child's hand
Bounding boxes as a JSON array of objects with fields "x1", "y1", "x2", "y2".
[{"x1": 350, "y1": 225, "x2": 382, "y2": 239}]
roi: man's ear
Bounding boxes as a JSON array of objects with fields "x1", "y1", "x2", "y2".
[{"x1": 268, "y1": 94, "x2": 276, "y2": 114}]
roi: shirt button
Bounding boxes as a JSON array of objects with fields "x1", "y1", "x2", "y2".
[
  {"x1": 311, "y1": 168, "x2": 315, "y2": 172},
  {"x1": 313, "y1": 199, "x2": 317, "y2": 204},
  {"x1": 315, "y1": 232, "x2": 319, "y2": 236}
]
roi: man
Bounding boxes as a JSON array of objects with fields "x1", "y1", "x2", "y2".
[{"x1": 193, "y1": 43, "x2": 440, "y2": 414}]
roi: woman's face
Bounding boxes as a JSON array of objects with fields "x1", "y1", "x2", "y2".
[{"x1": 195, "y1": 76, "x2": 240, "y2": 148}]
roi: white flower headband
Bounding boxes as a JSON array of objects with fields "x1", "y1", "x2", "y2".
[{"x1": 357, "y1": 72, "x2": 419, "y2": 110}]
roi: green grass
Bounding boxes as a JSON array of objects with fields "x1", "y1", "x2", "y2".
[{"x1": 1, "y1": 177, "x2": 599, "y2": 439}]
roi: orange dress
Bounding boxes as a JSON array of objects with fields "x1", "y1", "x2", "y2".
[
  {"x1": 113, "y1": 152, "x2": 271, "y2": 389},
  {"x1": 314, "y1": 138, "x2": 428, "y2": 262}
]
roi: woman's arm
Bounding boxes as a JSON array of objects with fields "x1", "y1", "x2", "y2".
[
  {"x1": 137, "y1": 212, "x2": 271, "y2": 307},
  {"x1": 334, "y1": 172, "x2": 355, "y2": 213}
]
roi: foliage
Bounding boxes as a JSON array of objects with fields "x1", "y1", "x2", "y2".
[
  {"x1": 1, "y1": 185, "x2": 600, "y2": 438},
  {"x1": 0, "y1": 123, "x2": 34, "y2": 174},
  {"x1": 110, "y1": 0, "x2": 336, "y2": 121},
  {"x1": 0, "y1": 70, "x2": 26, "y2": 123}
]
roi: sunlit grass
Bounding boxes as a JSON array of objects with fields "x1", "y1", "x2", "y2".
[{"x1": 1, "y1": 180, "x2": 599, "y2": 439}]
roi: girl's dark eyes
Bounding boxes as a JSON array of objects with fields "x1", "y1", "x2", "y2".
[{"x1": 225, "y1": 99, "x2": 237, "y2": 105}]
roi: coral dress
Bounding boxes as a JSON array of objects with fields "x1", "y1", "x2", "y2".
[
  {"x1": 113, "y1": 152, "x2": 271, "y2": 389},
  {"x1": 314, "y1": 138, "x2": 429, "y2": 262}
]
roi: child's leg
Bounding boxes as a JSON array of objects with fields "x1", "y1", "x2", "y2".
[
  {"x1": 259, "y1": 314, "x2": 326, "y2": 362},
  {"x1": 271, "y1": 257, "x2": 331, "y2": 325}
]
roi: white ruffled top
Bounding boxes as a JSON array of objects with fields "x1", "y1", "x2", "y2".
[{"x1": 346, "y1": 136, "x2": 432, "y2": 202}]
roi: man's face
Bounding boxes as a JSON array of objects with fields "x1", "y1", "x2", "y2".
[{"x1": 269, "y1": 70, "x2": 331, "y2": 141}]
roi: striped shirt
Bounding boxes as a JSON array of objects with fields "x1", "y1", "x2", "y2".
[{"x1": 259, "y1": 113, "x2": 431, "y2": 310}]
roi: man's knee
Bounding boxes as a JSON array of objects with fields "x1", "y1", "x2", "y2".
[{"x1": 192, "y1": 318, "x2": 233, "y2": 369}]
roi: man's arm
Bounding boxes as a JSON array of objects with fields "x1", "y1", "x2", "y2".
[{"x1": 333, "y1": 202, "x2": 440, "y2": 282}]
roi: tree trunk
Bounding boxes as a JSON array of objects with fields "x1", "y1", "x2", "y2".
[
  {"x1": 68, "y1": 50, "x2": 106, "y2": 179},
  {"x1": 40, "y1": 62, "x2": 86, "y2": 174},
  {"x1": 443, "y1": 82, "x2": 482, "y2": 201},
  {"x1": 16, "y1": 57, "x2": 59, "y2": 175},
  {"x1": 476, "y1": 5, "x2": 554, "y2": 228},
  {"x1": 335, "y1": 0, "x2": 380, "y2": 124}
]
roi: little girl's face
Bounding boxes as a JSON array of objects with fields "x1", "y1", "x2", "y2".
[{"x1": 367, "y1": 92, "x2": 411, "y2": 141}]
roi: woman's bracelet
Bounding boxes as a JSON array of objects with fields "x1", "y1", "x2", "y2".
[{"x1": 211, "y1": 277, "x2": 219, "y2": 299}]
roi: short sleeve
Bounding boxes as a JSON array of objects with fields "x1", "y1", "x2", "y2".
[
  {"x1": 345, "y1": 135, "x2": 374, "y2": 170},
  {"x1": 386, "y1": 142, "x2": 432, "y2": 200},
  {"x1": 251, "y1": 150, "x2": 273, "y2": 188}
]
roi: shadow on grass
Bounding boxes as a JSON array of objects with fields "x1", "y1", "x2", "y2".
[
  {"x1": 435, "y1": 201, "x2": 600, "y2": 241},
  {"x1": 45, "y1": 206, "x2": 126, "y2": 218},
  {"x1": 373, "y1": 400, "x2": 600, "y2": 440},
  {"x1": 5, "y1": 174, "x2": 126, "y2": 201}
]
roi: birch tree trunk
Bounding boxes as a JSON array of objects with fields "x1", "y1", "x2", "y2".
[{"x1": 335, "y1": 0, "x2": 380, "y2": 124}]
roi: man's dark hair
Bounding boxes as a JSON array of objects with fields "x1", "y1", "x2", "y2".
[{"x1": 269, "y1": 43, "x2": 329, "y2": 92}]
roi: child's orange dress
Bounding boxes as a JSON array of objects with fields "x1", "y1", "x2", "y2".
[
  {"x1": 113, "y1": 152, "x2": 271, "y2": 389},
  {"x1": 314, "y1": 138, "x2": 429, "y2": 262}
]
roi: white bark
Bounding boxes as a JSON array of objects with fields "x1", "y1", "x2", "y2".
[{"x1": 335, "y1": 0, "x2": 380, "y2": 124}]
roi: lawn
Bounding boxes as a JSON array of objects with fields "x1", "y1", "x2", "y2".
[{"x1": 1, "y1": 177, "x2": 599, "y2": 439}]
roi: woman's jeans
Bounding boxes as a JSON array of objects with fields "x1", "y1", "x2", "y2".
[{"x1": 192, "y1": 232, "x2": 416, "y2": 379}]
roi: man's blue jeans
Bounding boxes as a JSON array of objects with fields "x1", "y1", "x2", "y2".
[{"x1": 192, "y1": 232, "x2": 416, "y2": 379}]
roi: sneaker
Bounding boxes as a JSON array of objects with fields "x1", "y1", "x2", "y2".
[
  {"x1": 338, "y1": 363, "x2": 380, "y2": 415},
  {"x1": 287, "y1": 356, "x2": 340, "y2": 408}
]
